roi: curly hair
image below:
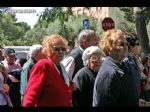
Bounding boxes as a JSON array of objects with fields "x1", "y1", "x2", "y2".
[
  {"x1": 42, "y1": 34, "x2": 68, "y2": 57},
  {"x1": 125, "y1": 32, "x2": 138, "y2": 47},
  {"x1": 99, "y1": 29, "x2": 125, "y2": 56}
]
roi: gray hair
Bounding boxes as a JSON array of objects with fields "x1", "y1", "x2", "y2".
[
  {"x1": 77, "y1": 29, "x2": 95, "y2": 46},
  {"x1": 82, "y1": 46, "x2": 102, "y2": 66},
  {"x1": 29, "y1": 44, "x2": 42, "y2": 58}
]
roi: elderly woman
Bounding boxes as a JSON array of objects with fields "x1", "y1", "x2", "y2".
[
  {"x1": 72, "y1": 46, "x2": 103, "y2": 107},
  {"x1": 23, "y1": 34, "x2": 73, "y2": 107},
  {"x1": 93, "y1": 29, "x2": 138, "y2": 107}
]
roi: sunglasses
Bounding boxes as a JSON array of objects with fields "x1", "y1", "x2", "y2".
[{"x1": 53, "y1": 47, "x2": 66, "y2": 52}]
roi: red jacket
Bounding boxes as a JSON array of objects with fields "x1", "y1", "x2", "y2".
[{"x1": 23, "y1": 58, "x2": 73, "y2": 107}]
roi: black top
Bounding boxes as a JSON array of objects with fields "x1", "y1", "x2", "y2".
[
  {"x1": 72, "y1": 67, "x2": 97, "y2": 106},
  {"x1": 93, "y1": 56, "x2": 139, "y2": 107},
  {"x1": 67, "y1": 47, "x2": 84, "y2": 80}
]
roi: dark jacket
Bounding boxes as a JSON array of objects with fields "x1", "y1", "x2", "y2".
[
  {"x1": 8, "y1": 69, "x2": 21, "y2": 106},
  {"x1": 122, "y1": 55, "x2": 140, "y2": 98},
  {"x1": 67, "y1": 47, "x2": 84, "y2": 79},
  {"x1": 72, "y1": 67, "x2": 97, "y2": 106},
  {"x1": 93, "y1": 57, "x2": 138, "y2": 107}
]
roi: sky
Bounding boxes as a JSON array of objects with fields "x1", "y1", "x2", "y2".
[{"x1": 11, "y1": 7, "x2": 46, "y2": 28}]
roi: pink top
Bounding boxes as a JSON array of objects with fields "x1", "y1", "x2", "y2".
[{"x1": 2, "y1": 60, "x2": 21, "y2": 73}]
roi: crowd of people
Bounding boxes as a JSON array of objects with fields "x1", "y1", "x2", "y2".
[{"x1": 0, "y1": 28, "x2": 150, "y2": 107}]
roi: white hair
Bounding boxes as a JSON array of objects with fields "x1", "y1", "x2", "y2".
[
  {"x1": 29, "y1": 44, "x2": 42, "y2": 58},
  {"x1": 78, "y1": 29, "x2": 95, "y2": 46},
  {"x1": 82, "y1": 46, "x2": 102, "y2": 66}
]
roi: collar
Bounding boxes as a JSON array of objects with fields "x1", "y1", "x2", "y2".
[{"x1": 79, "y1": 46, "x2": 84, "y2": 52}]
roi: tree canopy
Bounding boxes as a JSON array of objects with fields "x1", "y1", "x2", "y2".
[
  {"x1": 0, "y1": 9, "x2": 31, "y2": 46},
  {"x1": 1, "y1": 7, "x2": 149, "y2": 48}
]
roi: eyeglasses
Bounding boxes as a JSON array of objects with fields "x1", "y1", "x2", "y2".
[{"x1": 53, "y1": 47, "x2": 66, "y2": 52}]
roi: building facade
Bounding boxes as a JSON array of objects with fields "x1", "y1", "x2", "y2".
[{"x1": 70, "y1": 7, "x2": 115, "y2": 20}]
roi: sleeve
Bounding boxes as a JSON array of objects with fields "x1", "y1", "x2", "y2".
[
  {"x1": 23, "y1": 62, "x2": 46, "y2": 107},
  {"x1": 27, "y1": 63, "x2": 35, "y2": 81},
  {"x1": 61, "y1": 56, "x2": 75, "y2": 80},
  {"x1": 0, "y1": 73, "x2": 4, "y2": 91},
  {"x1": 72, "y1": 70, "x2": 88, "y2": 106}
]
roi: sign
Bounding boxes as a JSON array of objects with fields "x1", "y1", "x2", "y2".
[
  {"x1": 102, "y1": 17, "x2": 115, "y2": 31},
  {"x1": 83, "y1": 19, "x2": 90, "y2": 29}
]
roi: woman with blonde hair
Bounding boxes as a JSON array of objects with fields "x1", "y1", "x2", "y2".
[
  {"x1": 93, "y1": 29, "x2": 138, "y2": 107},
  {"x1": 23, "y1": 34, "x2": 73, "y2": 107}
]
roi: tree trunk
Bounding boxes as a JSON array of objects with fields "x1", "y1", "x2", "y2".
[{"x1": 134, "y1": 7, "x2": 150, "y2": 56}]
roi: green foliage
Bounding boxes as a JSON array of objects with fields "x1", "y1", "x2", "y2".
[
  {"x1": 119, "y1": 7, "x2": 134, "y2": 23},
  {"x1": 116, "y1": 21, "x2": 135, "y2": 32},
  {"x1": 24, "y1": 26, "x2": 47, "y2": 45},
  {"x1": 0, "y1": 11, "x2": 31, "y2": 46},
  {"x1": 66, "y1": 15, "x2": 100, "y2": 41},
  {"x1": 1, "y1": 7, "x2": 130, "y2": 46},
  {"x1": 120, "y1": 7, "x2": 150, "y2": 54},
  {"x1": 38, "y1": 7, "x2": 73, "y2": 26},
  {"x1": 1, "y1": 7, "x2": 141, "y2": 46},
  {"x1": 24, "y1": 13, "x2": 101, "y2": 46},
  {"x1": 110, "y1": 7, "x2": 135, "y2": 32},
  {"x1": 119, "y1": 7, "x2": 150, "y2": 24}
]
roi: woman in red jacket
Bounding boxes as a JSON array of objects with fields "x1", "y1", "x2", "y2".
[{"x1": 23, "y1": 34, "x2": 73, "y2": 107}]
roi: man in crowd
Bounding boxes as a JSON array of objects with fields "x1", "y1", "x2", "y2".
[
  {"x1": 61, "y1": 29, "x2": 98, "y2": 80},
  {"x1": 2, "y1": 48, "x2": 21, "y2": 73},
  {"x1": 2, "y1": 48, "x2": 21, "y2": 106},
  {"x1": 20, "y1": 44, "x2": 44, "y2": 105}
]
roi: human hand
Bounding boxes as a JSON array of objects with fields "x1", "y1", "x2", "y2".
[
  {"x1": 3, "y1": 84, "x2": 9, "y2": 93},
  {"x1": 72, "y1": 82, "x2": 78, "y2": 91}
]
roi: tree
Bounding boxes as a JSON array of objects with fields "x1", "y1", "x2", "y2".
[
  {"x1": 120, "y1": 7, "x2": 150, "y2": 24},
  {"x1": 134, "y1": 7, "x2": 150, "y2": 55},
  {"x1": 38, "y1": 7, "x2": 73, "y2": 27},
  {"x1": 120, "y1": 7, "x2": 150, "y2": 55},
  {"x1": 0, "y1": 11, "x2": 31, "y2": 46}
]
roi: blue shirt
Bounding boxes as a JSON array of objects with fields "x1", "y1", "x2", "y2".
[{"x1": 20, "y1": 58, "x2": 37, "y2": 96}]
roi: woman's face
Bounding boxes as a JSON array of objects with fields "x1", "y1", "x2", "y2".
[
  {"x1": 50, "y1": 43, "x2": 66, "y2": 64},
  {"x1": 130, "y1": 41, "x2": 141, "y2": 55},
  {"x1": 87, "y1": 53, "x2": 101, "y2": 73},
  {"x1": 6, "y1": 54, "x2": 16, "y2": 65}
]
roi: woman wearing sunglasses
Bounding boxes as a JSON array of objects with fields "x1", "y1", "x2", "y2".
[{"x1": 23, "y1": 34, "x2": 73, "y2": 107}]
